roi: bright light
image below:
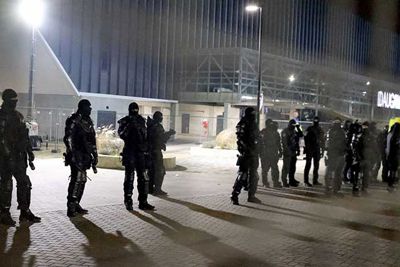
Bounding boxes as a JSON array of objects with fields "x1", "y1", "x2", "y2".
[
  {"x1": 366, "y1": 81, "x2": 371, "y2": 86},
  {"x1": 18, "y1": 0, "x2": 45, "y2": 28},
  {"x1": 362, "y1": 91, "x2": 367, "y2": 96},
  {"x1": 245, "y1": 5, "x2": 260, "y2": 12},
  {"x1": 241, "y1": 95, "x2": 256, "y2": 100},
  {"x1": 288, "y1": 74, "x2": 296, "y2": 83}
]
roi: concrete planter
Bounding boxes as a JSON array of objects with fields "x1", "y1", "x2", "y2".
[{"x1": 97, "y1": 154, "x2": 176, "y2": 170}]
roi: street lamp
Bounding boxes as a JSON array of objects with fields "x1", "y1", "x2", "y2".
[
  {"x1": 245, "y1": 4, "x2": 263, "y2": 128},
  {"x1": 18, "y1": 0, "x2": 45, "y2": 119}
]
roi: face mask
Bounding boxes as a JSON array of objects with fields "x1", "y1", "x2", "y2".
[
  {"x1": 3, "y1": 100, "x2": 17, "y2": 111},
  {"x1": 80, "y1": 106, "x2": 92, "y2": 117}
]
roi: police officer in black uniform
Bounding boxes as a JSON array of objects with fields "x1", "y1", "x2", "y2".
[
  {"x1": 259, "y1": 119, "x2": 282, "y2": 188},
  {"x1": 281, "y1": 119, "x2": 303, "y2": 187},
  {"x1": 342, "y1": 120, "x2": 353, "y2": 183},
  {"x1": 348, "y1": 121, "x2": 364, "y2": 196},
  {"x1": 118, "y1": 103, "x2": 154, "y2": 211},
  {"x1": 64, "y1": 99, "x2": 98, "y2": 217},
  {"x1": 147, "y1": 111, "x2": 175, "y2": 196},
  {"x1": 377, "y1": 125, "x2": 389, "y2": 183},
  {"x1": 367, "y1": 122, "x2": 380, "y2": 183},
  {"x1": 303, "y1": 116, "x2": 325, "y2": 187},
  {"x1": 0, "y1": 89, "x2": 41, "y2": 226},
  {"x1": 231, "y1": 107, "x2": 261, "y2": 205},
  {"x1": 386, "y1": 123, "x2": 400, "y2": 192},
  {"x1": 324, "y1": 118, "x2": 346, "y2": 196}
]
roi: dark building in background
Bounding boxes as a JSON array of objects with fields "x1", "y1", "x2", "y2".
[{"x1": 2, "y1": 0, "x2": 400, "y2": 139}]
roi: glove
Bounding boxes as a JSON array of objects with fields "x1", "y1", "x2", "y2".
[
  {"x1": 169, "y1": 129, "x2": 176, "y2": 135},
  {"x1": 92, "y1": 153, "x2": 98, "y2": 166},
  {"x1": 28, "y1": 152, "x2": 35, "y2": 162}
]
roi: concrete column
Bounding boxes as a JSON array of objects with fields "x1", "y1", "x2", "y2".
[
  {"x1": 223, "y1": 103, "x2": 230, "y2": 130},
  {"x1": 171, "y1": 103, "x2": 181, "y2": 135}
]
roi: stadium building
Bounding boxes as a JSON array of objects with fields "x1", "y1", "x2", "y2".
[{"x1": 1, "y1": 0, "x2": 400, "y2": 140}]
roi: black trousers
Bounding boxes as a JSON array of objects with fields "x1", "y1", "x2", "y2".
[
  {"x1": 304, "y1": 153, "x2": 320, "y2": 183},
  {"x1": 149, "y1": 150, "x2": 166, "y2": 192},
  {"x1": 325, "y1": 155, "x2": 344, "y2": 192},
  {"x1": 282, "y1": 155, "x2": 297, "y2": 185},
  {"x1": 232, "y1": 155, "x2": 259, "y2": 198},
  {"x1": 123, "y1": 153, "x2": 149, "y2": 203},
  {"x1": 381, "y1": 158, "x2": 389, "y2": 182},
  {"x1": 67, "y1": 165, "x2": 87, "y2": 209},
  {"x1": 0, "y1": 160, "x2": 31, "y2": 211},
  {"x1": 260, "y1": 156, "x2": 279, "y2": 185}
]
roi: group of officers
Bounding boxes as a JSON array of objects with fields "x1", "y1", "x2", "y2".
[
  {"x1": 0, "y1": 89, "x2": 175, "y2": 226},
  {"x1": 231, "y1": 106, "x2": 398, "y2": 205},
  {"x1": 0, "y1": 88, "x2": 398, "y2": 224}
]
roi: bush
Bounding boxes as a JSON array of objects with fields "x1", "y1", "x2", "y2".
[
  {"x1": 215, "y1": 129, "x2": 237, "y2": 150},
  {"x1": 96, "y1": 125, "x2": 124, "y2": 156}
]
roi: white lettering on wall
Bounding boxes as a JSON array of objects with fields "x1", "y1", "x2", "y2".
[{"x1": 377, "y1": 91, "x2": 400, "y2": 110}]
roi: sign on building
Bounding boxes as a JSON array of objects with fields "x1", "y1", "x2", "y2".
[{"x1": 377, "y1": 91, "x2": 400, "y2": 110}]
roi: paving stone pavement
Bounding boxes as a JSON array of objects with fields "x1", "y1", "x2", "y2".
[{"x1": 1, "y1": 145, "x2": 400, "y2": 266}]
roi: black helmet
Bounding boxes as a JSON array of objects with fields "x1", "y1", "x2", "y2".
[
  {"x1": 153, "y1": 111, "x2": 163, "y2": 123},
  {"x1": 129, "y1": 102, "x2": 139, "y2": 111},
  {"x1": 2, "y1": 88, "x2": 18, "y2": 101},
  {"x1": 78, "y1": 99, "x2": 91, "y2": 110},
  {"x1": 289, "y1": 119, "x2": 297, "y2": 126},
  {"x1": 244, "y1": 107, "x2": 255, "y2": 117},
  {"x1": 265, "y1": 118, "x2": 273, "y2": 127}
]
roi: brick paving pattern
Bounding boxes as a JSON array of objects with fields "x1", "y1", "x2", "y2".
[{"x1": 1, "y1": 145, "x2": 400, "y2": 266}]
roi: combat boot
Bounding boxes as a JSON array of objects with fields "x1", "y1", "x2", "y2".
[
  {"x1": 230, "y1": 194, "x2": 239, "y2": 205},
  {"x1": 0, "y1": 210, "x2": 16, "y2": 226},
  {"x1": 138, "y1": 202, "x2": 155, "y2": 211},
  {"x1": 67, "y1": 202, "x2": 78, "y2": 217},
  {"x1": 124, "y1": 197, "x2": 133, "y2": 211},
  {"x1": 76, "y1": 204, "x2": 88, "y2": 214},
  {"x1": 153, "y1": 189, "x2": 168, "y2": 196},
  {"x1": 19, "y1": 209, "x2": 41, "y2": 223},
  {"x1": 247, "y1": 196, "x2": 262, "y2": 203}
]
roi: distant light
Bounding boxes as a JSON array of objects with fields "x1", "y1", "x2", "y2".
[
  {"x1": 245, "y1": 5, "x2": 260, "y2": 12},
  {"x1": 288, "y1": 74, "x2": 296, "y2": 83},
  {"x1": 366, "y1": 81, "x2": 370, "y2": 86},
  {"x1": 241, "y1": 95, "x2": 256, "y2": 100},
  {"x1": 18, "y1": 0, "x2": 45, "y2": 28},
  {"x1": 362, "y1": 91, "x2": 367, "y2": 96}
]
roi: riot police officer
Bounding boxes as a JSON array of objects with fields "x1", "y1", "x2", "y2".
[
  {"x1": 342, "y1": 120, "x2": 353, "y2": 183},
  {"x1": 303, "y1": 116, "x2": 325, "y2": 186},
  {"x1": 147, "y1": 111, "x2": 175, "y2": 196},
  {"x1": 348, "y1": 121, "x2": 364, "y2": 196},
  {"x1": 118, "y1": 103, "x2": 154, "y2": 211},
  {"x1": 324, "y1": 118, "x2": 346, "y2": 196},
  {"x1": 259, "y1": 119, "x2": 282, "y2": 188},
  {"x1": 64, "y1": 99, "x2": 98, "y2": 217},
  {"x1": 0, "y1": 89, "x2": 41, "y2": 225},
  {"x1": 231, "y1": 107, "x2": 261, "y2": 205},
  {"x1": 281, "y1": 119, "x2": 303, "y2": 187},
  {"x1": 368, "y1": 122, "x2": 380, "y2": 183},
  {"x1": 386, "y1": 123, "x2": 400, "y2": 192},
  {"x1": 377, "y1": 125, "x2": 389, "y2": 183}
]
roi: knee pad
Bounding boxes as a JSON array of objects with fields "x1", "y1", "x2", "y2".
[{"x1": 76, "y1": 171, "x2": 87, "y2": 182}]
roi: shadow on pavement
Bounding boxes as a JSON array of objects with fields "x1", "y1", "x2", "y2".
[
  {"x1": 245, "y1": 201, "x2": 400, "y2": 243},
  {"x1": 160, "y1": 196, "x2": 319, "y2": 243},
  {"x1": 258, "y1": 187, "x2": 400, "y2": 218},
  {"x1": 0, "y1": 223, "x2": 35, "y2": 267},
  {"x1": 70, "y1": 217, "x2": 153, "y2": 267},
  {"x1": 130, "y1": 210, "x2": 272, "y2": 267}
]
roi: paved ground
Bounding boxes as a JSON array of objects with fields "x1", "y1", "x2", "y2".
[{"x1": 1, "y1": 143, "x2": 400, "y2": 266}]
